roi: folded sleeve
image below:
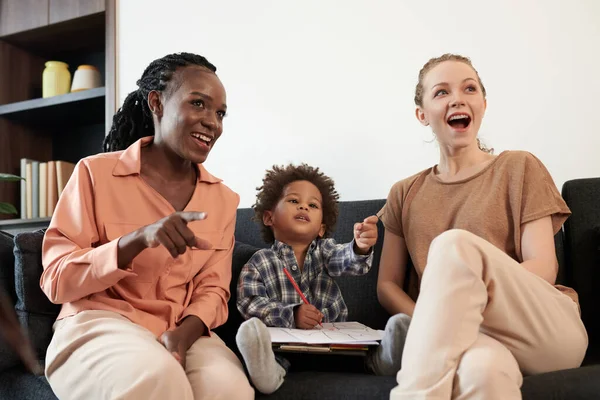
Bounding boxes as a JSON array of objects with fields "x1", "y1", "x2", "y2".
[
  {"x1": 520, "y1": 153, "x2": 571, "y2": 234},
  {"x1": 379, "y1": 181, "x2": 405, "y2": 237}
]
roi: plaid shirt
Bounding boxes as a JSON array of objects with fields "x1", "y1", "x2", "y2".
[{"x1": 237, "y1": 238, "x2": 372, "y2": 328}]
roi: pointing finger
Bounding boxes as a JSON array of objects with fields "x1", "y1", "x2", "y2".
[
  {"x1": 363, "y1": 215, "x2": 379, "y2": 224},
  {"x1": 179, "y1": 211, "x2": 207, "y2": 223}
]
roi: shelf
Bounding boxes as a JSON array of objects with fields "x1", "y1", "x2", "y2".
[
  {"x1": 0, "y1": 87, "x2": 105, "y2": 127},
  {"x1": 0, "y1": 217, "x2": 51, "y2": 235},
  {"x1": 1, "y1": 13, "x2": 105, "y2": 56}
]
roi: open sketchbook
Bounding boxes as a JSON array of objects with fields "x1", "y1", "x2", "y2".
[{"x1": 268, "y1": 321, "x2": 384, "y2": 345}]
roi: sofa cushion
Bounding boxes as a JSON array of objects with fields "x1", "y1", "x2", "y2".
[
  {"x1": 520, "y1": 365, "x2": 600, "y2": 400},
  {"x1": 562, "y1": 178, "x2": 600, "y2": 362},
  {"x1": 235, "y1": 208, "x2": 266, "y2": 249},
  {"x1": 326, "y1": 200, "x2": 390, "y2": 330},
  {"x1": 0, "y1": 231, "x2": 19, "y2": 372},
  {"x1": 13, "y1": 230, "x2": 60, "y2": 363},
  {"x1": 0, "y1": 231, "x2": 16, "y2": 303},
  {"x1": 254, "y1": 365, "x2": 600, "y2": 400},
  {"x1": 334, "y1": 218, "x2": 390, "y2": 330},
  {"x1": 256, "y1": 371, "x2": 396, "y2": 400},
  {"x1": 0, "y1": 367, "x2": 57, "y2": 400}
]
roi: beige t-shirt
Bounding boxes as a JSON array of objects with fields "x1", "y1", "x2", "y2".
[{"x1": 380, "y1": 151, "x2": 571, "y2": 286}]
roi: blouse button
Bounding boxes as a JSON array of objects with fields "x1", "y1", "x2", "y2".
[{"x1": 291, "y1": 265, "x2": 298, "y2": 271}]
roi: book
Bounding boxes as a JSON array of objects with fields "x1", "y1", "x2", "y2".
[
  {"x1": 25, "y1": 163, "x2": 32, "y2": 219},
  {"x1": 39, "y1": 163, "x2": 47, "y2": 218},
  {"x1": 19, "y1": 158, "x2": 36, "y2": 219},
  {"x1": 31, "y1": 161, "x2": 39, "y2": 218},
  {"x1": 267, "y1": 322, "x2": 383, "y2": 345},
  {"x1": 56, "y1": 161, "x2": 75, "y2": 197},
  {"x1": 272, "y1": 343, "x2": 370, "y2": 356},
  {"x1": 47, "y1": 161, "x2": 57, "y2": 217}
]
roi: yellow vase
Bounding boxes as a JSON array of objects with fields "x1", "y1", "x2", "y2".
[{"x1": 42, "y1": 61, "x2": 71, "y2": 98}]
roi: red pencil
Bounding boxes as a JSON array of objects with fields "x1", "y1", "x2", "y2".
[{"x1": 283, "y1": 267, "x2": 323, "y2": 327}]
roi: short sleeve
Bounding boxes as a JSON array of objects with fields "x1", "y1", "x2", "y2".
[
  {"x1": 378, "y1": 181, "x2": 405, "y2": 237},
  {"x1": 521, "y1": 153, "x2": 571, "y2": 234}
]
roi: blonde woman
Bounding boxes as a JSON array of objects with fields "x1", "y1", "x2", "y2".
[{"x1": 377, "y1": 54, "x2": 587, "y2": 399}]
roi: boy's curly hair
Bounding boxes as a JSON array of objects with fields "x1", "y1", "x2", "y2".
[{"x1": 253, "y1": 164, "x2": 340, "y2": 243}]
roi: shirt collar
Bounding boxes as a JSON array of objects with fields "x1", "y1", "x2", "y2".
[
  {"x1": 271, "y1": 239, "x2": 319, "y2": 255},
  {"x1": 111, "y1": 136, "x2": 222, "y2": 184}
]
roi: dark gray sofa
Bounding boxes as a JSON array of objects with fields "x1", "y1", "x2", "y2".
[{"x1": 1, "y1": 178, "x2": 599, "y2": 399}]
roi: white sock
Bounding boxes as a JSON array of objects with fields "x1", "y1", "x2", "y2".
[
  {"x1": 236, "y1": 318, "x2": 286, "y2": 394},
  {"x1": 367, "y1": 313, "x2": 411, "y2": 376}
]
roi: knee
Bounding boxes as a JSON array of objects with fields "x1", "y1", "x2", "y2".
[
  {"x1": 221, "y1": 376, "x2": 254, "y2": 400},
  {"x1": 187, "y1": 333, "x2": 255, "y2": 399},
  {"x1": 456, "y1": 343, "x2": 522, "y2": 396},
  {"x1": 425, "y1": 229, "x2": 480, "y2": 275},
  {"x1": 430, "y1": 229, "x2": 475, "y2": 255},
  {"x1": 195, "y1": 360, "x2": 254, "y2": 400},
  {"x1": 129, "y1": 354, "x2": 193, "y2": 399}
]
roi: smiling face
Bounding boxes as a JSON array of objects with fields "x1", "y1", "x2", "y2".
[
  {"x1": 149, "y1": 66, "x2": 227, "y2": 164},
  {"x1": 263, "y1": 180, "x2": 326, "y2": 245},
  {"x1": 416, "y1": 60, "x2": 487, "y2": 152}
]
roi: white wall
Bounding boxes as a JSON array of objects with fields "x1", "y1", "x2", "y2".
[{"x1": 117, "y1": 0, "x2": 600, "y2": 207}]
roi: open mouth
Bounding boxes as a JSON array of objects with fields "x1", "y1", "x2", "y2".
[
  {"x1": 447, "y1": 113, "x2": 472, "y2": 130},
  {"x1": 191, "y1": 132, "x2": 212, "y2": 147},
  {"x1": 295, "y1": 214, "x2": 310, "y2": 222}
]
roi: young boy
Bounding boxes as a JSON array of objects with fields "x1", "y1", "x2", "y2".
[{"x1": 236, "y1": 164, "x2": 410, "y2": 394}]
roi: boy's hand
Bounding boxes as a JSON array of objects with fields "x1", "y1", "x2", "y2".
[
  {"x1": 354, "y1": 215, "x2": 378, "y2": 254},
  {"x1": 294, "y1": 304, "x2": 323, "y2": 329}
]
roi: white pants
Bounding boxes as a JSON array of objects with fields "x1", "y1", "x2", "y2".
[
  {"x1": 45, "y1": 310, "x2": 254, "y2": 400},
  {"x1": 391, "y1": 230, "x2": 588, "y2": 400}
]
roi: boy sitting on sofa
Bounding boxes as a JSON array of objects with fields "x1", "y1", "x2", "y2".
[{"x1": 236, "y1": 163, "x2": 410, "y2": 394}]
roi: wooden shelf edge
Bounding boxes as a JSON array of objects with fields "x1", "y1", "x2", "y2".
[
  {"x1": 0, "y1": 12, "x2": 106, "y2": 56},
  {"x1": 0, "y1": 87, "x2": 105, "y2": 116}
]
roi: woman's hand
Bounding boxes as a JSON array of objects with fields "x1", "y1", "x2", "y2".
[
  {"x1": 294, "y1": 304, "x2": 323, "y2": 329},
  {"x1": 117, "y1": 211, "x2": 212, "y2": 269},
  {"x1": 354, "y1": 215, "x2": 379, "y2": 254},
  {"x1": 159, "y1": 329, "x2": 188, "y2": 368},
  {"x1": 141, "y1": 211, "x2": 213, "y2": 257},
  {"x1": 158, "y1": 315, "x2": 207, "y2": 369}
]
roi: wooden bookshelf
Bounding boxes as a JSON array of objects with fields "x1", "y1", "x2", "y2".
[
  {"x1": 0, "y1": 0, "x2": 116, "y2": 229},
  {"x1": 0, "y1": 87, "x2": 105, "y2": 127}
]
